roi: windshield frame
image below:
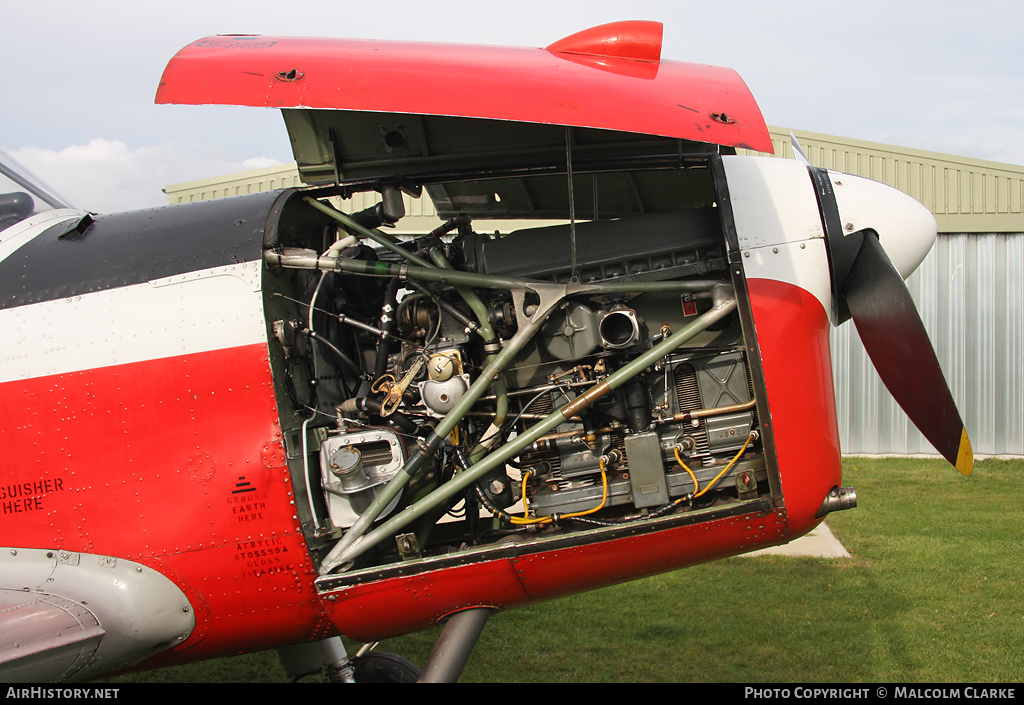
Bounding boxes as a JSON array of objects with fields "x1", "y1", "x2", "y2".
[
  {"x1": 0, "y1": 147, "x2": 80, "y2": 236},
  {"x1": 0, "y1": 147, "x2": 75, "y2": 210}
]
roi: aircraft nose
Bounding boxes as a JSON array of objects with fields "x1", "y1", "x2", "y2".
[{"x1": 828, "y1": 171, "x2": 937, "y2": 280}]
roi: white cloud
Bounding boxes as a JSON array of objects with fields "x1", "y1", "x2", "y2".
[{"x1": 10, "y1": 140, "x2": 282, "y2": 214}]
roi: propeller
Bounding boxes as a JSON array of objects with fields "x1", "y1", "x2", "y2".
[
  {"x1": 841, "y1": 230, "x2": 973, "y2": 474},
  {"x1": 792, "y1": 134, "x2": 974, "y2": 475}
]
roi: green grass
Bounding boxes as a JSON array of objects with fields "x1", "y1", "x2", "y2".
[{"x1": 107, "y1": 457, "x2": 1024, "y2": 683}]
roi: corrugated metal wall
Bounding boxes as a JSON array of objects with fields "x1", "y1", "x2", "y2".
[
  {"x1": 165, "y1": 163, "x2": 305, "y2": 202},
  {"x1": 831, "y1": 233, "x2": 1024, "y2": 456}
]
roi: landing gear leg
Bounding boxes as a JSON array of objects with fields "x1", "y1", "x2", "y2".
[
  {"x1": 419, "y1": 607, "x2": 494, "y2": 683},
  {"x1": 276, "y1": 636, "x2": 356, "y2": 683}
]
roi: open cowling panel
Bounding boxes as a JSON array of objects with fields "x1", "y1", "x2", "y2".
[{"x1": 259, "y1": 114, "x2": 784, "y2": 581}]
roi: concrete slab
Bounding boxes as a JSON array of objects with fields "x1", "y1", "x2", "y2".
[{"x1": 742, "y1": 522, "x2": 851, "y2": 559}]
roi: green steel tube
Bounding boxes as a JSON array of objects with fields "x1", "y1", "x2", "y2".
[
  {"x1": 428, "y1": 249, "x2": 509, "y2": 464},
  {"x1": 271, "y1": 222, "x2": 727, "y2": 299},
  {"x1": 470, "y1": 392, "x2": 508, "y2": 464},
  {"x1": 333, "y1": 257, "x2": 532, "y2": 291},
  {"x1": 429, "y1": 250, "x2": 496, "y2": 339},
  {"x1": 326, "y1": 295, "x2": 737, "y2": 570},
  {"x1": 579, "y1": 280, "x2": 724, "y2": 294},
  {"x1": 303, "y1": 196, "x2": 437, "y2": 270},
  {"x1": 329, "y1": 256, "x2": 725, "y2": 297}
]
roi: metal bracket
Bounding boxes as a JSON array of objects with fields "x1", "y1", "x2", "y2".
[
  {"x1": 510, "y1": 282, "x2": 569, "y2": 332},
  {"x1": 395, "y1": 533, "x2": 421, "y2": 561}
]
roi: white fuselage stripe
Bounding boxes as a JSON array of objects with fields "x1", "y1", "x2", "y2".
[{"x1": 0, "y1": 261, "x2": 266, "y2": 383}]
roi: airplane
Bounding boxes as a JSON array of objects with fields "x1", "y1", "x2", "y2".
[{"x1": 0, "y1": 20, "x2": 973, "y2": 683}]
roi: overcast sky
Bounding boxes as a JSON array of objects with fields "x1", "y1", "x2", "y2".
[{"x1": 3, "y1": 0, "x2": 1023, "y2": 213}]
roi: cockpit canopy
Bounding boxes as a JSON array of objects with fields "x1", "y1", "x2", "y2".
[{"x1": 0, "y1": 148, "x2": 76, "y2": 234}]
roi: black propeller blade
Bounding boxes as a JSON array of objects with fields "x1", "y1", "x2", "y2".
[
  {"x1": 842, "y1": 230, "x2": 973, "y2": 475},
  {"x1": 799, "y1": 153, "x2": 974, "y2": 476}
]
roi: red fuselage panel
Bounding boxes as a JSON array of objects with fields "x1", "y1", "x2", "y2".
[
  {"x1": 747, "y1": 277, "x2": 843, "y2": 536},
  {"x1": 320, "y1": 507, "x2": 789, "y2": 642},
  {"x1": 0, "y1": 344, "x2": 325, "y2": 657}
]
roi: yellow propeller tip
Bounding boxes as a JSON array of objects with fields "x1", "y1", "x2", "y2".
[{"x1": 955, "y1": 428, "x2": 973, "y2": 476}]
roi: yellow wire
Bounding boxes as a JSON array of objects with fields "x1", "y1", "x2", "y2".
[
  {"x1": 508, "y1": 470, "x2": 547, "y2": 525},
  {"x1": 492, "y1": 433, "x2": 757, "y2": 526},
  {"x1": 693, "y1": 432, "x2": 756, "y2": 499},
  {"x1": 674, "y1": 446, "x2": 700, "y2": 497},
  {"x1": 508, "y1": 459, "x2": 609, "y2": 525},
  {"x1": 561, "y1": 458, "x2": 609, "y2": 519},
  {"x1": 520, "y1": 470, "x2": 533, "y2": 520}
]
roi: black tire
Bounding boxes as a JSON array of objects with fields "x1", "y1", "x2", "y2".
[{"x1": 351, "y1": 651, "x2": 421, "y2": 683}]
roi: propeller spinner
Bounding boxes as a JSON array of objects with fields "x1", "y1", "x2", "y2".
[{"x1": 805, "y1": 156, "x2": 974, "y2": 475}]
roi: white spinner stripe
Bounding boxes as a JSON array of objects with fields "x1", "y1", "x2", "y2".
[
  {"x1": 0, "y1": 260, "x2": 266, "y2": 383},
  {"x1": 722, "y1": 156, "x2": 824, "y2": 249},
  {"x1": 723, "y1": 155, "x2": 833, "y2": 317},
  {"x1": 742, "y1": 239, "x2": 832, "y2": 316}
]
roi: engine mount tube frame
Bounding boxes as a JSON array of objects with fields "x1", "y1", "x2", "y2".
[{"x1": 325, "y1": 291, "x2": 736, "y2": 570}]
